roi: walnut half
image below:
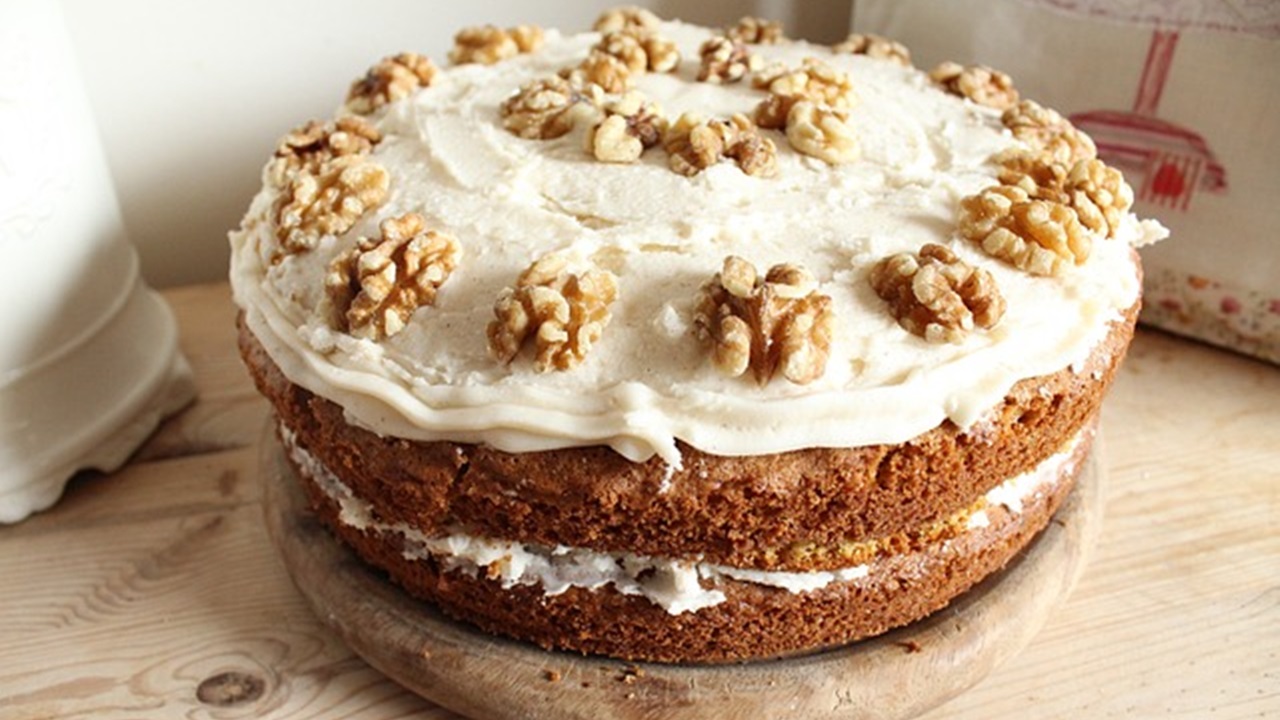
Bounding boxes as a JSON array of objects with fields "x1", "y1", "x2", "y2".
[
  {"x1": 869, "y1": 244, "x2": 1005, "y2": 344},
  {"x1": 640, "y1": 34, "x2": 681, "y2": 73},
  {"x1": 560, "y1": 52, "x2": 633, "y2": 94},
  {"x1": 698, "y1": 36, "x2": 761, "y2": 84},
  {"x1": 694, "y1": 256, "x2": 834, "y2": 385},
  {"x1": 930, "y1": 61, "x2": 1019, "y2": 110},
  {"x1": 594, "y1": 31, "x2": 648, "y2": 73},
  {"x1": 500, "y1": 77, "x2": 604, "y2": 140},
  {"x1": 266, "y1": 117, "x2": 381, "y2": 188},
  {"x1": 664, "y1": 113, "x2": 777, "y2": 178},
  {"x1": 593, "y1": 30, "x2": 681, "y2": 74},
  {"x1": 593, "y1": 6, "x2": 661, "y2": 34},
  {"x1": 449, "y1": 25, "x2": 544, "y2": 65},
  {"x1": 831, "y1": 33, "x2": 911, "y2": 66},
  {"x1": 725, "y1": 16, "x2": 787, "y2": 45},
  {"x1": 586, "y1": 92, "x2": 667, "y2": 163},
  {"x1": 995, "y1": 149, "x2": 1070, "y2": 200},
  {"x1": 1002, "y1": 99, "x2": 1097, "y2": 165},
  {"x1": 274, "y1": 155, "x2": 389, "y2": 254},
  {"x1": 785, "y1": 100, "x2": 859, "y2": 165},
  {"x1": 345, "y1": 52, "x2": 438, "y2": 114},
  {"x1": 487, "y1": 255, "x2": 619, "y2": 372},
  {"x1": 997, "y1": 150, "x2": 1133, "y2": 239},
  {"x1": 753, "y1": 58, "x2": 857, "y2": 130},
  {"x1": 1066, "y1": 158, "x2": 1134, "y2": 239},
  {"x1": 325, "y1": 213, "x2": 461, "y2": 340},
  {"x1": 960, "y1": 184, "x2": 1089, "y2": 276}
]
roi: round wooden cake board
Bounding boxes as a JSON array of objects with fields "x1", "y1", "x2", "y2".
[{"x1": 261, "y1": 427, "x2": 1105, "y2": 720}]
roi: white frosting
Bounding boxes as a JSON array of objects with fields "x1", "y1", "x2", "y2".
[
  {"x1": 231, "y1": 22, "x2": 1165, "y2": 465},
  {"x1": 966, "y1": 432, "x2": 1080, "y2": 531},
  {"x1": 283, "y1": 424, "x2": 1079, "y2": 615}
]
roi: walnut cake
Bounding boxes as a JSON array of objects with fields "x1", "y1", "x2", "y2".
[{"x1": 230, "y1": 8, "x2": 1167, "y2": 663}]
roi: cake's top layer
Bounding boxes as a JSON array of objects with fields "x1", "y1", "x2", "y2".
[{"x1": 230, "y1": 18, "x2": 1164, "y2": 465}]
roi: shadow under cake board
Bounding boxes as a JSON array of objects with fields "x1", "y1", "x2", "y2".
[{"x1": 260, "y1": 423, "x2": 1104, "y2": 720}]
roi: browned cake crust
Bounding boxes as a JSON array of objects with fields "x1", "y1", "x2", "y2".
[
  {"x1": 238, "y1": 300, "x2": 1134, "y2": 572},
  {"x1": 286, "y1": 423, "x2": 1091, "y2": 663}
]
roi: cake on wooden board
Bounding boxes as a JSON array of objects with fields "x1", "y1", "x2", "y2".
[{"x1": 231, "y1": 7, "x2": 1166, "y2": 663}]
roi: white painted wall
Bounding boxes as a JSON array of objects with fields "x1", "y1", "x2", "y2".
[{"x1": 61, "y1": 0, "x2": 851, "y2": 287}]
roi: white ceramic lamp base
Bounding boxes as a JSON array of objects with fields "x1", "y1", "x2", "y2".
[{"x1": 0, "y1": 0, "x2": 196, "y2": 523}]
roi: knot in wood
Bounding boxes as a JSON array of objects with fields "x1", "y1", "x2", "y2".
[{"x1": 196, "y1": 671, "x2": 266, "y2": 706}]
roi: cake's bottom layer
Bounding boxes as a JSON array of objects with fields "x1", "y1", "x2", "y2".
[{"x1": 284, "y1": 422, "x2": 1093, "y2": 664}]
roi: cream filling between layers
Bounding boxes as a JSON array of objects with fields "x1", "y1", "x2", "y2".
[
  {"x1": 230, "y1": 22, "x2": 1165, "y2": 466},
  {"x1": 284, "y1": 425, "x2": 1081, "y2": 615}
]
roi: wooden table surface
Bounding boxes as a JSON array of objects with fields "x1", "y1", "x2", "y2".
[{"x1": 2, "y1": 282, "x2": 1277, "y2": 719}]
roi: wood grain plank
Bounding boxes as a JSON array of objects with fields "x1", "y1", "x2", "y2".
[
  {"x1": 135, "y1": 283, "x2": 266, "y2": 463},
  {"x1": 918, "y1": 330, "x2": 1280, "y2": 719},
  {"x1": 0, "y1": 447, "x2": 456, "y2": 719}
]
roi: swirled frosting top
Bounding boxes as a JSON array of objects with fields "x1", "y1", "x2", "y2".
[{"x1": 230, "y1": 20, "x2": 1165, "y2": 466}]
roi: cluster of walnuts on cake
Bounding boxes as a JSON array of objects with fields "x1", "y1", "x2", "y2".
[
  {"x1": 261, "y1": 6, "x2": 1135, "y2": 387},
  {"x1": 500, "y1": 9, "x2": 864, "y2": 175}
]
